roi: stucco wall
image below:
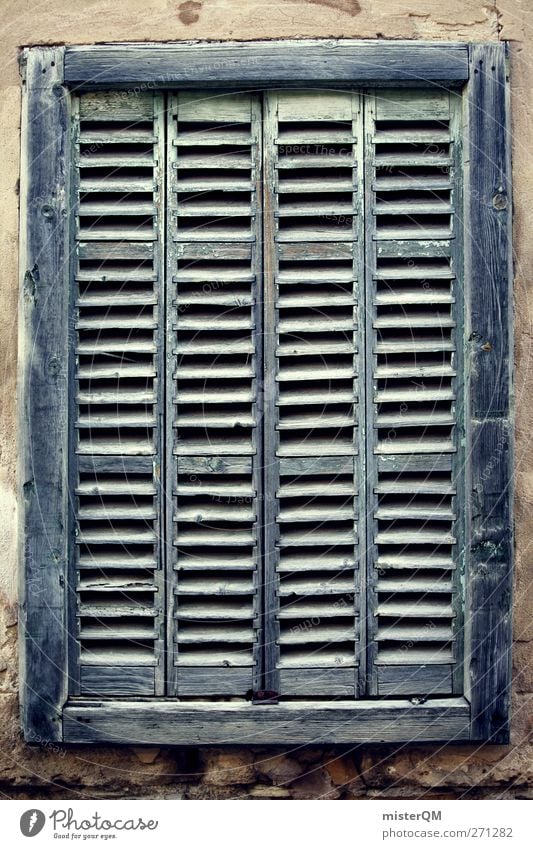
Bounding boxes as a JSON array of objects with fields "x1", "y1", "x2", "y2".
[{"x1": 0, "y1": 0, "x2": 532, "y2": 799}]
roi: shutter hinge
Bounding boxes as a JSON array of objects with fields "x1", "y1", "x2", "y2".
[{"x1": 250, "y1": 689, "x2": 279, "y2": 705}]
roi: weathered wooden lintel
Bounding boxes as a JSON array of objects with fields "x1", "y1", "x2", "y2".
[{"x1": 62, "y1": 40, "x2": 469, "y2": 88}]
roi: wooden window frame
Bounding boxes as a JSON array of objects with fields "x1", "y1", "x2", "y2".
[{"x1": 19, "y1": 40, "x2": 512, "y2": 746}]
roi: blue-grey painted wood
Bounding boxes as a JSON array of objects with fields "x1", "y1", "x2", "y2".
[
  {"x1": 19, "y1": 47, "x2": 70, "y2": 742},
  {"x1": 363, "y1": 88, "x2": 463, "y2": 699},
  {"x1": 167, "y1": 93, "x2": 263, "y2": 696},
  {"x1": 71, "y1": 90, "x2": 166, "y2": 698},
  {"x1": 62, "y1": 697, "x2": 471, "y2": 745},
  {"x1": 22, "y1": 41, "x2": 513, "y2": 746},
  {"x1": 465, "y1": 43, "x2": 513, "y2": 743},
  {"x1": 63, "y1": 41, "x2": 469, "y2": 88},
  {"x1": 262, "y1": 90, "x2": 365, "y2": 699}
]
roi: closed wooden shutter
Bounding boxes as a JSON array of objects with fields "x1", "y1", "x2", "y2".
[
  {"x1": 263, "y1": 91, "x2": 365, "y2": 698},
  {"x1": 71, "y1": 92, "x2": 165, "y2": 695},
  {"x1": 69, "y1": 86, "x2": 466, "y2": 703},
  {"x1": 167, "y1": 93, "x2": 263, "y2": 696},
  {"x1": 364, "y1": 90, "x2": 464, "y2": 697}
]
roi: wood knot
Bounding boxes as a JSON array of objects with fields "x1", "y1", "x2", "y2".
[{"x1": 492, "y1": 192, "x2": 508, "y2": 210}]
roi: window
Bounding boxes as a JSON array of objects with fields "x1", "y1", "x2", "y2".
[{"x1": 20, "y1": 41, "x2": 512, "y2": 746}]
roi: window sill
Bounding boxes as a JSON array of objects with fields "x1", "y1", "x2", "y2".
[{"x1": 62, "y1": 697, "x2": 472, "y2": 746}]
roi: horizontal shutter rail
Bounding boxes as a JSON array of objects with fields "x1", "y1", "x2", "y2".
[
  {"x1": 168, "y1": 92, "x2": 262, "y2": 697},
  {"x1": 71, "y1": 91, "x2": 165, "y2": 697},
  {"x1": 365, "y1": 89, "x2": 464, "y2": 699}
]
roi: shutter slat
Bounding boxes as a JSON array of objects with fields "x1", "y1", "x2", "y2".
[
  {"x1": 176, "y1": 577, "x2": 254, "y2": 594},
  {"x1": 279, "y1": 625, "x2": 357, "y2": 644},
  {"x1": 365, "y1": 90, "x2": 463, "y2": 697},
  {"x1": 80, "y1": 649, "x2": 158, "y2": 666},
  {"x1": 176, "y1": 338, "x2": 254, "y2": 354},
  {"x1": 378, "y1": 575, "x2": 453, "y2": 593},
  {"x1": 176, "y1": 153, "x2": 252, "y2": 169},
  {"x1": 175, "y1": 503, "x2": 256, "y2": 522},
  {"x1": 78, "y1": 203, "x2": 156, "y2": 218},
  {"x1": 176, "y1": 388, "x2": 254, "y2": 404},
  {"x1": 376, "y1": 648, "x2": 455, "y2": 665},
  {"x1": 377, "y1": 624, "x2": 454, "y2": 641},
  {"x1": 279, "y1": 533, "x2": 358, "y2": 548},
  {"x1": 176, "y1": 601, "x2": 254, "y2": 619},
  {"x1": 374, "y1": 175, "x2": 452, "y2": 191},
  {"x1": 278, "y1": 553, "x2": 356, "y2": 572},
  {"x1": 279, "y1": 577, "x2": 355, "y2": 595},
  {"x1": 174, "y1": 438, "x2": 254, "y2": 455},
  {"x1": 277, "y1": 130, "x2": 355, "y2": 144},
  {"x1": 278, "y1": 599, "x2": 357, "y2": 618},
  {"x1": 374, "y1": 129, "x2": 450, "y2": 143},
  {"x1": 176, "y1": 553, "x2": 255, "y2": 571},
  {"x1": 176, "y1": 413, "x2": 255, "y2": 428},
  {"x1": 77, "y1": 413, "x2": 156, "y2": 428},
  {"x1": 174, "y1": 131, "x2": 253, "y2": 146},
  {"x1": 175, "y1": 364, "x2": 254, "y2": 379},
  {"x1": 176, "y1": 529, "x2": 255, "y2": 547},
  {"x1": 278, "y1": 441, "x2": 356, "y2": 457},
  {"x1": 176, "y1": 625, "x2": 255, "y2": 643},
  {"x1": 173, "y1": 292, "x2": 254, "y2": 306},
  {"x1": 78, "y1": 552, "x2": 156, "y2": 569},
  {"x1": 278, "y1": 650, "x2": 356, "y2": 668},
  {"x1": 278, "y1": 318, "x2": 356, "y2": 333},
  {"x1": 278, "y1": 412, "x2": 355, "y2": 429},
  {"x1": 176, "y1": 483, "x2": 255, "y2": 498},
  {"x1": 278, "y1": 506, "x2": 356, "y2": 522},
  {"x1": 78, "y1": 575, "x2": 156, "y2": 591},
  {"x1": 377, "y1": 601, "x2": 454, "y2": 617},
  {"x1": 176, "y1": 651, "x2": 254, "y2": 667},
  {"x1": 79, "y1": 130, "x2": 157, "y2": 144},
  {"x1": 377, "y1": 553, "x2": 454, "y2": 570},
  {"x1": 79, "y1": 503, "x2": 157, "y2": 520}
]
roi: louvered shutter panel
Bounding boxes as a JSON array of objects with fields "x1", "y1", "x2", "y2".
[
  {"x1": 263, "y1": 91, "x2": 365, "y2": 698},
  {"x1": 364, "y1": 90, "x2": 463, "y2": 697},
  {"x1": 71, "y1": 92, "x2": 165, "y2": 695},
  {"x1": 168, "y1": 93, "x2": 263, "y2": 696},
  {"x1": 70, "y1": 85, "x2": 466, "y2": 706}
]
